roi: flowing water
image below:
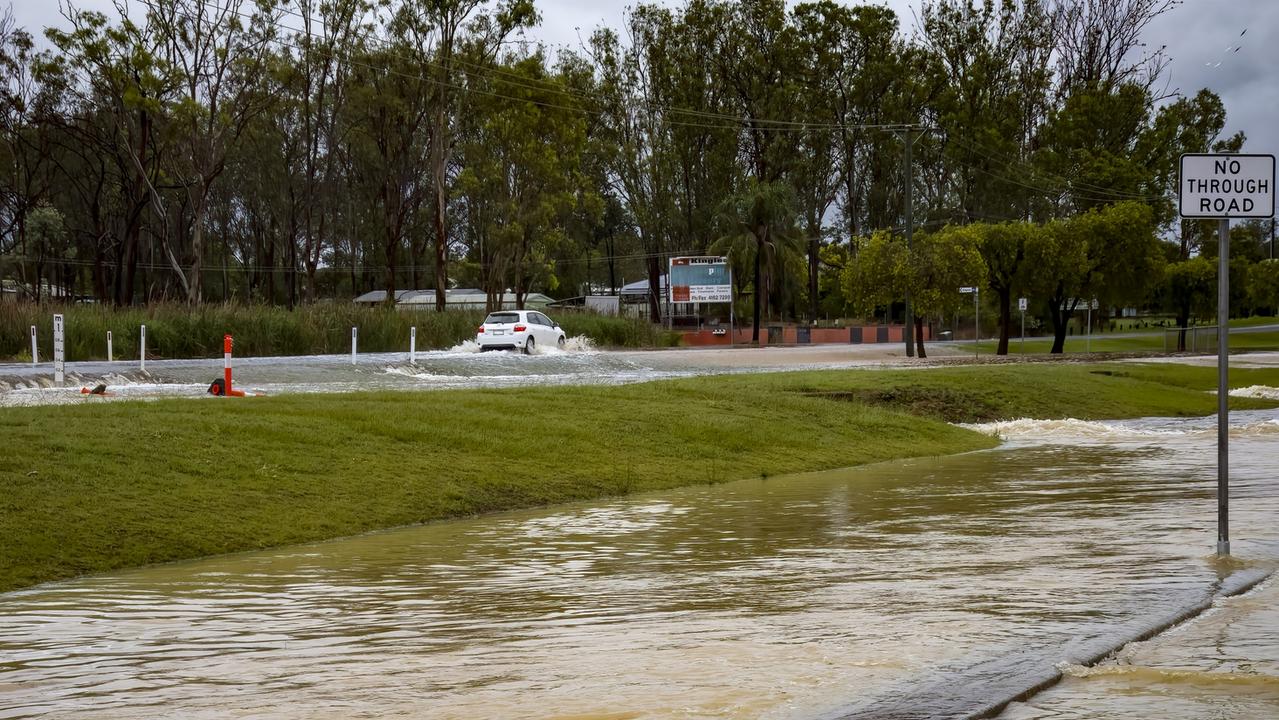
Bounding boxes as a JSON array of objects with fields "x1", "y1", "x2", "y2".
[
  {"x1": 0, "y1": 343, "x2": 928, "y2": 407},
  {"x1": 3, "y1": 408, "x2": 1279, "y2": 719}
]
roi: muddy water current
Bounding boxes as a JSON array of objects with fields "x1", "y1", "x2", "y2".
[{"x1": 3, "y1": 410, "x2": 1279, "y2": 719}]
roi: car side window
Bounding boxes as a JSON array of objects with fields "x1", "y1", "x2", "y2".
[{"x1": 534, "y1": 313, "x2": 549, "y2": 326}]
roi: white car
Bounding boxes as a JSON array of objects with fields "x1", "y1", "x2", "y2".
[{"x1": 476, "y1": 310, "x2": 566, "y2": 353}]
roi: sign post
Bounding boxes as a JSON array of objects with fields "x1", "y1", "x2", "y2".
[
  {"x1": 960, "y1": 287, "x2": 979, "y2": 357},
  {"x1": 1086, "y1": 298, "x2": 1095, "y2": 354},
  {"x1": 1180, "y1": 153, "x2": 1276, "y2": 556},
  {"x1": 1018, "y1": 297, "x2": 1027, "y2": 354}
]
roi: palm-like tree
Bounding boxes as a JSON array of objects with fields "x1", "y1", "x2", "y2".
[{"x1": 711, "y1": 180, "x2": 803, "y2": 343}]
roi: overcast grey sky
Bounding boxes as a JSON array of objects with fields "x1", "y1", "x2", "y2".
[{"x1": 11, "y1": 0, "x2": 1278, "y2": 163}]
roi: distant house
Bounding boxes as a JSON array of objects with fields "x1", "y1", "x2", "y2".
[
  {"x1": 353, "y1": 288, "x2": 554, "y2": 310},
  {"x1": 352, "y1": 290, "x2": 430, "y2": 305},
  {"x1": 0, "y1": 278, "x2": 81, "y2": 303}
]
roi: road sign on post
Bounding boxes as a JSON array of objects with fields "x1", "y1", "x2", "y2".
[
  {"x1": 960, "y1": 287, "x2": 979, "y2": 357},
  {"x1": 1179, "y1": 154, "x2": 1275, "y2": 218},
  {"x1": 1018, "y1": 298, "x2": 1027, "y2": 354},
  {"x1": 1180, "y1": 152, "x2": 1277, "y2": 557},
  {"x1": 669, "y1": 256, "x2": 733, "y2": 344}
]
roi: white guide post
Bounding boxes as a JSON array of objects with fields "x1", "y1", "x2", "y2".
[
  {"x1": 410, "y1": 326, "x2": 417, "y2": 364},
  {"x1": 107, "y1": 331, "x2": 113, "y2": 362},
  {"x1": 351, "y1": 327, "x2": 358, "y2": 365},
  {"x1": 30, "y1": 325, "x2": 37, "y2": 366},
  {"x1": 140, "y1": 324, "x2": 147, "y2": 371},
  {"x1": 53, "y1": 314, "x2": 65, "y2": 386}
]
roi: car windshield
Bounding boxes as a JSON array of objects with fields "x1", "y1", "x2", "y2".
[{"x1": 485, "y1": 313, "x2": 521, "y2": 325}]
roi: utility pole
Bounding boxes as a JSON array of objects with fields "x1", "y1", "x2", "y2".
[{"x1": 892, "y1": 125, "x2": 928, "y2": 357}]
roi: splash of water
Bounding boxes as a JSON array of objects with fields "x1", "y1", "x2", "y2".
[
  {"x1": 1231, "y1": 385, "x2": 1279, "y2": 400},
  {"x1": 960, "y1": 416, "x2": 1279, "y2": 442},
  {"x1": 531, "y1": 335, "x2": 597, "y2": 355}
]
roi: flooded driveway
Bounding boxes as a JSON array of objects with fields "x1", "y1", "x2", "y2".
[{"x1": 3, "y1": 407, "x2": 1278, "y2": 719}]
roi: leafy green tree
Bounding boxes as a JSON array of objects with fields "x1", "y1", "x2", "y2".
[
  {"x1": 1247, "y1": 260, "x2": 1279, "y2": 317},
  {"x1": 901, "y1": 225, "x2": 986, "y2": 357},
  {"x1": 712, "y1": 179, "x2": 802, "y2": 342},
  {"x1": 1026, "y1": 200, "x2": 1161, "y2": 353},
  {"x1": 976, "y1": 221, "x2": 1035, "y2": 354},
  {"x1": 454, "y1": 53, "x2": 591, "y2": 310},
  {"x1": 1162, "y1": 257, "x2": 1215, "y2": 350}
]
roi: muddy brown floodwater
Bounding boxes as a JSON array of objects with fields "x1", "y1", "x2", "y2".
[{"x1": 2, "y1": 408, "x2": 1278, "y2": 719}]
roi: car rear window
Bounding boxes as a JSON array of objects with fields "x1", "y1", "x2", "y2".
[{"x1": 485, "y1": 313, "x2": 520, "y2": 324}]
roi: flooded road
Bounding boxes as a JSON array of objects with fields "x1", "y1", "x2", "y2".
[
  {"x1": 0, "y1": 342, "x2": 941, "y2": 407},
  {"x1": 2, "y1": 409, "x2": 1278, "y2": 719}
]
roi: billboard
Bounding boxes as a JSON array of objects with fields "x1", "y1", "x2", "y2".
[{"x1": 669, "y1": 256, "x2": 731, "y2": 303}]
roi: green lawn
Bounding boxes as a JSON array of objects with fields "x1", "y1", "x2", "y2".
[
  {"x1": 3, "y1": 361, "x2": 1278, "y2": 593},
  {"x1": 970, "y1": 324, "x2": 1279, "y2": 355}
]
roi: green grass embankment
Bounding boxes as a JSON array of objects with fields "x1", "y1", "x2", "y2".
[
  {"x1": 4, "y1": 361, "x2": 1279, "y2": 593},
  {"x1": 971, "y1": 316, "x2": 1279, "y2": 355},
  {"x1": 0, "y1": 303, "x2": 680, "y2": 361}
]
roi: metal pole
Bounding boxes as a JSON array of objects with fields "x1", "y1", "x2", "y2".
[
  {"x1": 1020, "y1": 308, "x2": 1025, "y2": 354},
  {"x1": 729, "y1": 266, "x2": 735, "y2": 347},
  {"x1": 974, "y1": 290, "x2": 979, "y2": 358},
  {"x1": 1217, "y1": 218, "x2": 1230, "y2": 556},
  {"x1": 1087, "y1": 301, "x2": 1092, "y2": 353},
  {"x1": 902, "y1": 129, "x2": 915, "y2": 357}
]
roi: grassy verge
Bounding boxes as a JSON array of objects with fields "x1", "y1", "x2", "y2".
[
  {"x1": 3, "y1": 361, "x2": 1277, "y2": 593},
  {"x1": 0, "y1": 303, "x2": 680, "y2": 361},
  {"x1": 974, "y1": 327, "x2": 1279, "y2": 355}
]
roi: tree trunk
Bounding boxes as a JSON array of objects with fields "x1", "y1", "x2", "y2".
[
  {"x1": 752, "y1": 238, "x2": 762, "y2": 344},
  {"x1": 914, "y1": 315, "x2": 926, "y2": 358},
  {"x1": 997, "y1": 286, "x2": 1012, "y2": 355},
  {"x1": 433, "y1": 108, "x2": 449, "y2": 311},
  {"x1": 189, "y1": 199, "x2": 206, "y2": 303},
  {"x1": 1048, "y1": 293, "x2": 1073, "y2": 354},
  {"x1": 807, "y1": 226, "x2": 820, "y2": 322},
  {"x1": 646, "y1": 255, "x2": 662, "y2": 322}
]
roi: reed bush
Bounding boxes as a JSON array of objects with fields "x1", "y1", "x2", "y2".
[{"x1": 0, "y1": 303, "x2": 677, "y2": 360}]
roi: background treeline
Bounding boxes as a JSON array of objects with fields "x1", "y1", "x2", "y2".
[{"x1": 0, "y1": 0, "x2": 1273, "y2": 353}]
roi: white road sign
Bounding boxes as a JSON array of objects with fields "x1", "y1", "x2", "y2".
[
  {"x1": 1179, "y1": 154, "x2": 1275, "y2": 219},
  {"x1": 959, "y1": 286, "x2": 978, "y2": 294},
  {"x1": 1018, "y1": 297, "x2": 1027, "y2": 312}
]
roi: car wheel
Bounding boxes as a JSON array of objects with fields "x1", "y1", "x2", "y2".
[
  {"x1": 557, "y1": 335, "x2": 566, "y2": 349},
  {"x1": 524, "y1": 336, "x2": 535, "y2": 355}
]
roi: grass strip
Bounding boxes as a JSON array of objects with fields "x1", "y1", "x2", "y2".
[{"x1": 2, "y1": 361, "x2": 1277, "y2": 593}]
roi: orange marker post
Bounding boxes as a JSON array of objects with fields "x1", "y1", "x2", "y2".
[{"x1": 224, "y1": 334, "x2": 233, "y2": 395}]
